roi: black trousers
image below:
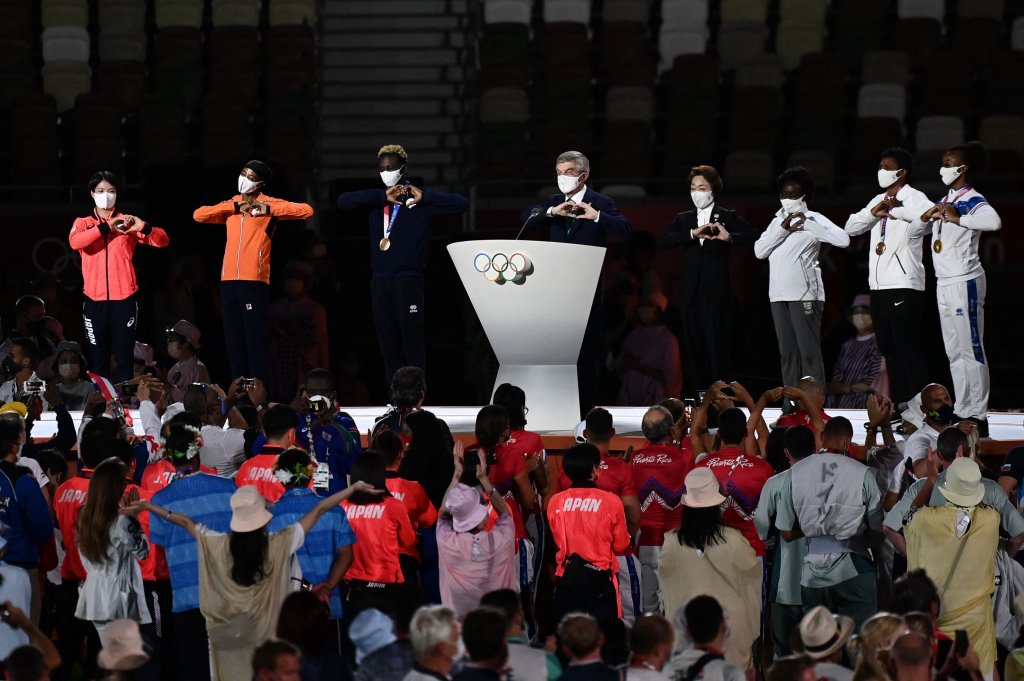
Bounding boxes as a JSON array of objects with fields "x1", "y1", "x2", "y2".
[
  {"x1": 173, "y1": 608, "x2": 212, "y2": 681},
  {"x1": 221, "y1": 280, "x2": 271, "y2": 383},
  {"x1": 82, "y1": 294, "x2": 137, "y2": 384},
  {"x1": 371, "y1": 277, "x2": 426, "y2": 388},
  {"x1": 52, "y1": 580, "x2": 100, "y2": 681},
  {"x1": 679, "y1": 290, "x2": 731, "y2": 394},
  {"x1": 551, "y1": 569, "x2": 618, "y2": 625},
  {"x1": 872, "y1": 289, "x2": 929, "y2": 404}
]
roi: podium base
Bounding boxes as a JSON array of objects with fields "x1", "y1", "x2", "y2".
[{"x1": 494, "y1": 364, "x2": 580, "y2": 432}]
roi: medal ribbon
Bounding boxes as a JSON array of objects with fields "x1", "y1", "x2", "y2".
[
  {"x1": 934, "y1": 184, "x2": 973, "y2": 243},
  {"x1": 382, "y1": 204, "x2": 401, "y2": 242}
]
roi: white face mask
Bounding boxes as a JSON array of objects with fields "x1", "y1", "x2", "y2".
[
  {"x1": 379, "y1": 168, "x2": 403, "y2": 187},
  {"x1": 691, "y1": 190, "x2": 714, "y2": 209},
  {"x1": 877, "y1": 168, "x2": 902, "y2": 188},
  {"x1": 93, "y1": 192, "x2": 116, "y2": 210},
  {"x1": 852, "y1": 313, "x2": 872, "y2": 332},
  {"x1": 237, "y1": 174, "x2": 260, "y2": 194},
  {"x1": 780, "y1": 196, "x2": 806, "y2": 214},
  {"x1": 940, "y1": 165, "x2": 964, "y2": 186},
  {"x1": 58, "y1": 363, "x2": 79, "y2": 380},
  {"x1": 556, "y1": 173, "x2": 582, "y2": 195}
]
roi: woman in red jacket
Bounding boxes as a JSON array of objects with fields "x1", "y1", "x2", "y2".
[{"x1": 69, "y1": 171, "x2": 169, "y2": 383}]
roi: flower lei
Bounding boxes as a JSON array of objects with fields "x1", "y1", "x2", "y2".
[{"x1": 274, "y1": 461, "x2": 316, "y2": 485}]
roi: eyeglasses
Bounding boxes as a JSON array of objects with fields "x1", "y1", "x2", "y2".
[
  {"x1": 523, "y1": 406, "x2": 529, "y2": 415},
  {"x1": 555, "y1": 170, "x2": 583, "y2": 178}
]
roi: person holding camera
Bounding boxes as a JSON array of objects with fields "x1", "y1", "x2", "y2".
[
  {"x1": 521, "y1": 151, "x2": 633, "y2": 416},
  {"x1": 70, "y1": 171, "x2": 169, "y2": 384},
  {"x1": 165, "y1": 320, "x2": 210, "y2": 404},
  {"x1": 288, "y1": 368, "x2": 361, "y2": 496},
  {"x1": 0, "y1": 339, "x2": 49, "y2": 410}
]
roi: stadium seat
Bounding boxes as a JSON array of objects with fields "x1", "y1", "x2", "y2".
[
  {"x1": 477, "y1": 123, "x2": 529, "y2": 180},
  {"x1": 658, "y1": 27, "x2": 708, "y2": 72},
  {"x1": 42, "y1": 27, "x2": 90, "y2": 63},
  {"x1": 957, "y1": 0, "x2": 1003, "y2": 19},
  {"x1": 602, "y1": 22, "x2": 655, "y2": 86},
  {"x1": 99, "y1": 34, "x2": 147, "y2": 63},
  {"x1": 42, "y1": 61, "x2": 91, "y2": 112},
  {"x1": 269, "y1": 0, "x2": 317, "y2": 27},
  {"x1": 982, "y1": 54, "x2": 1024, "y2": 112},
  {"x1": 602, "y1": 121, "x2": 654, "y2": 177},
  {"x1": 667, "y1": 54, "x2": 720, "y2": 122},
  {"x1": 606, "y1": 86, "x2": 654, "y2": 122},
  {"x1": 485, "y1": 0, "x2": 533, "y2": 25},
  {"x1": 9, "y1": 95, "x2": 61, "y2": 184},
  {"x1": 848, "y1": 118, "x2": 904, "y2": 173},
  {"x1": 0, "y1": 1, "x2": 32, "y2": 39},
  {"x1": 723, "y1": 150, "x2": 773, "y2": 191},
  {"x1": 897, "y1": 0, "x2": 945, "y2": 20},
  {"x1": 154, "y1": 0, "x2": 204, "y2": 28},
  {"x1": 778, "y1": 0, "x2": 827, "y2": 30},
  {"x1": 98, "y1": 0, "x2": 146, "y2": 34},
  {"x1": 41, "y1": 0, "x2": 88, "y2": 28},
  {"x1": 735, "y1": 54, "x2": 783, "y2": 90},
  {"x1": 914, "y1": 115, "x2": 964, "y2": 151},
  {"x1": 200, "y1": 95, "x2": 252, "y2": 168},
  {"x1": 949, "y1": 19, "x2": 1001, "y2": 70},
  {"x1": 720, "y1": 0, "x2": 767, "y2": 23},
  {"x1": 917, "y1": 54, "x2": 971, "y2": 115},
  {"x1": 267, "y1": 25, "x2": 316, "y2": 72},
  {"x1": 139, "y1": 93, "x2": 189, "y2": 165},
  {"x1": 154, "y1": 27, "x2": 204, "y2": 68},
  {"x1": 979, "y1": 115, "x2": 1024, "y2": 153},
  {"x1": 861, "y1": 51, "x2": 911, "y2": 85},
  {"x1": 212, "y1": 0, "x2": 262, "y2": 27},
  {"x1": 716, "y1": 22, "x2": 768, "y2": 70},
  {"x1": 661, "y1": 0, "x2": 708, "y2": 28},
  {"x1": 775, "y1": 25, "x2": 825, "y2": 70},
  {"x1": 98, "y1": 60, "x2": 147, "y2": 113},
  {"x1": 832, "y1": 0, "x2": 890, "y2": 67},
  {"x1": 729, "y1": 87, "x2": 781, "y2": 150},
  {"x1": 544, "y1": 0, "x2": 591, "y2": 25},
  {"x1": 482, "y1": 23, "x2": 531, "y2": 75},
  {"x1": 785, "y1": 150, "x2": 835, "y2": 192},
  {"x1": 211, "y1": 26, "x2": 260, "y2": 73},
  {"x1": 665, "y1": 123, "x2": 716, "y2": 169},
  {"x1": 894, "y1": 19, "x2": 943, "y2": 68},
  {"x1": 857, "y1": 84, "x2": 906, "y2": 122},
  {"x1": 480, "y1": 87, "x2": 529, "y2": 123},
  {"x1": 603, "y1": 0, "x2": 649, "y2": 24}
]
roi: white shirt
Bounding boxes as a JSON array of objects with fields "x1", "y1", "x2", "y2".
[
  {"x1": 199, "y1": 424, "x2": 247, "y2": 478},
  {"x1": 930, "y1": 186, "x2": 1001, "y2": 285},
  {"x1": 905, "y1": 423, "x2": 940, "y2": 464},
  {"x1": 754, "y1": 209, "x2": 850, "y2": 302},
  {"x1": 17, "y1": 454, "x2": 49, "y2": 488},
  {"x1": 844, "y1": 184, "x2": 933, "y2": 291},
  {"x1": 814, "y1": 662, "x2": 854, "y2": 681},
  {"x1": 627, "y1": 666, "x2": 671, "y2": 680},
  {"x1": 546, "y1": 185, "x2": 600, "y2": 222},
  {"x1": 692, "y1": 203, "x2": 716, "y2": 246},
  {"x1": 0, "y1": 372, "x2": 49, "y2": 411}
]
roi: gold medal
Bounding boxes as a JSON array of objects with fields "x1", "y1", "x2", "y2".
[
  {"x1": 379, "y1": 237, "x2": 391, "y2": 251},
  {"x1": 933, "y1": 239, "x2": 943, "y2": 254},
  {"x1": 875, "y1": 242, "x2": 886, "y2": 255}
]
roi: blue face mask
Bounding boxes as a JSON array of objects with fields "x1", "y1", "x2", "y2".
[{"x1": 927, "y1": 403, "x2": 956, "y2": 426}]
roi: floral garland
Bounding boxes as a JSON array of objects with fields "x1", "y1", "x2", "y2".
[{"x1": 274, "y1": 461, "x2": 316, "y2": 485}]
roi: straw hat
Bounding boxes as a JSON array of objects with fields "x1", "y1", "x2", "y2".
[
  {"x1": 229, "y1": 485, "x2": 273, "y2": 532},
  {"x1": 97, "y1": 619, "x2": 150, "y2": 671},
  {"x1": 938, "y1": 458, "x2": 985, "y2": 507},
  {"x1": 681, "y1": 468, "x2": 725, "y2": 508},
  {"x1": 799, "y1": 606, "x2": 855, "y2": 660}
]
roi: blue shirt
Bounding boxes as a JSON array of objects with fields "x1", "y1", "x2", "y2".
[
  {"x1": 269, "y1": 488, "x2": 357, "y2": 619},
  {"x1": 0, "y1": 461, "x2": 53, "y2": 566},
  {"x1": 252, "y1": 412, "x2": 361, "y2": 496},
  {"x1": 149, "y1": 473, "x2": 235, "y2": 612}
]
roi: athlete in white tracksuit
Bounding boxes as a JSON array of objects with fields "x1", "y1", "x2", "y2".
[{"x1": 922, "y1": 143, "x2": 1001, "y2": 424}]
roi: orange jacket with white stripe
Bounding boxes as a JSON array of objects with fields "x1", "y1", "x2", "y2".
[{"x1": 192, "y1": 194, "x2": 314, "y2": 284}]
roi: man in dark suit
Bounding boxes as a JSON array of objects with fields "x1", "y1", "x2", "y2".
[
  {"x1": 659, "y1": 165, "x2": 756, "y2": 394},
  {"x1": 522, "y1": 150, "x2": 633, "y2": 416}
]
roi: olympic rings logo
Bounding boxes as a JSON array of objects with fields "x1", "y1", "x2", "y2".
[{"x1": 473, "y1": 252, "x2": 534, "y2": 284}]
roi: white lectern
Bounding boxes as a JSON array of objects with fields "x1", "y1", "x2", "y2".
[{"x1": 448, "y1": 239, "x2": 606, "y2": 431}]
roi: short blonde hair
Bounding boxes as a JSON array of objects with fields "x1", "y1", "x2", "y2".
[{"x1": 378, "y1": 144, "x2": 408, "y2": 162}]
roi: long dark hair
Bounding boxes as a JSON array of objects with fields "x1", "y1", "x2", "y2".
[
  {"x1": 349, "y1": 451, "x2": 391, "y2": 505},
  {"x1": 474, "y1": 404, "x2": 508, "y2": 457},
  {"x1": 277, "y1": 590, "x2": 331, "y2": 656},
  {"x1": 675, "y1": 506, "x2": 725, "y2": 552},
  {"x1": 492, "y1": 383, "x2": 527, "y2": 429},
  {"x1": 77, "y1": 458, "x2": 128, "y2": 563},
  {"x1": 229, "y1": 529, "x2": 269, "y2": 587}
]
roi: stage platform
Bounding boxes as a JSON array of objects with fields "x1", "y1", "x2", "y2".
[{"x1": 34, "y1": 407, "x2": 1024, "y2": 462}]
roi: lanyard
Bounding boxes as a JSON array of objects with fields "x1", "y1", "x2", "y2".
[{"x1": 382, "y1": 204, "x2": 400, "y2": 240}]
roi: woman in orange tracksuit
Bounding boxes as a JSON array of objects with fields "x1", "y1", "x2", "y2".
[
  {"x1": 192, "y1": 160, "x2": 314, "y2": 383},
  {"x1": 70, "y1": 171, "x2": 169, "y2": 383}
]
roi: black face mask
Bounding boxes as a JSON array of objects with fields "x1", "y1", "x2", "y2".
[
  {"x1": 27, "y1": 319, "x2": 46, "y2": 334},
  {"x1": 2, "y1": 356, "x2": 19, "y2": 376},
  {"x1": 927, "y1": 403, "x2": 956, "y2": 426}
]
